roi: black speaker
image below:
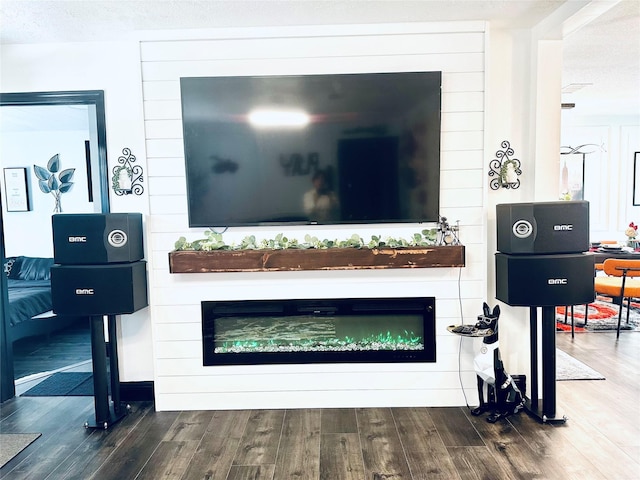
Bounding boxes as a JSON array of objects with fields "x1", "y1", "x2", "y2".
[
  {"x1": 52, "y1": 213, "x2": 144, "y2": 264},
  {"x1": 496, "y1": 201, "x2": 589, "y2": 254},
  {"x1": 495, "y1": 253, "x2": 595, "y2": 307},
  {"x1": 51, "y1": 261, "x2": 148, "y2": 315}
]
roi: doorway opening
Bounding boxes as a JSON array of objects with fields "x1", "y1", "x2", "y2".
[{"x1": 0, "y1": 90, "x2": 110, "y2": 402}]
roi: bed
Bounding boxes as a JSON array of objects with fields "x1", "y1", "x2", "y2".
[{"x1": 4, "y1": 256, "x2": 79, "y2": 342}]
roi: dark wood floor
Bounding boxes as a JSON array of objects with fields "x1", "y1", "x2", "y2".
[
  {"x1": 11, "y1": 319, "x2": 91, "y2": 379},
  {"x1": 1, "y1": 331, "x2": 638, "y2": 480}
]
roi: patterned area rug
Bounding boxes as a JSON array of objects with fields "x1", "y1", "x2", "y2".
[{"x1": 556, "y1": 297, "x2": 640, "y2": 332}]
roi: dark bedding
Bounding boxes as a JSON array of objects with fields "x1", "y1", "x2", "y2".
[
  {"x1": 7, "y1": 279, "x2": 52, "y2": 327},
  {"x1": 5, "y1": 256, "x2": 82, "y2": 344}
]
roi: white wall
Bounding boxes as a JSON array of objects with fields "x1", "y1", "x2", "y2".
[
  {"x1": 1, "y1": 127, "x2": 92, "y2": 257},
  {"x1": 561, "y1": 114, "x2": 640, "y2": 241},
  {"x1": 141, "y1": 22, "x2": 488, "y2": 410},
  {"x1": 483, "y1": 27, "x2": 565, "y2": 385},
  {"x1": 0, "y1": 41, "x2": 154, "y2": 381},
  {"x1": 0, "y1": 19, "x2": 572, "y2": 410}
]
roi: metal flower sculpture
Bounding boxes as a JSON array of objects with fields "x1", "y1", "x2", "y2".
[{"x1": 34, "y1": 154, "x2": 75, "y2": 213}]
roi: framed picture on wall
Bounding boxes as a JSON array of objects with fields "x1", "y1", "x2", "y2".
[
  {"x1": 3, "y1": 167, "x2": 31, "y2": 212},
  {"x1": 634, "y1": 152, "x2": 640, "y2": 206}
]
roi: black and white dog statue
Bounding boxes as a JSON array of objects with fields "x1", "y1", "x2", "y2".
[{"x1": 470, "y1": 303, "x2": 524, "y2": 423}]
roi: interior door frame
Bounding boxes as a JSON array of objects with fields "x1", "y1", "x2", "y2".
[
  {"x1": 0, "y1": 90, "x2": 110, "y2": 403},
  {"x1": 1, "y1": 196, "x2": 13, "y2": 402}
]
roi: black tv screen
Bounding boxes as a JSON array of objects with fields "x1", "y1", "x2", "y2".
[{"x1": 180, "y1": 71, "x2": 441, "y2": 227}]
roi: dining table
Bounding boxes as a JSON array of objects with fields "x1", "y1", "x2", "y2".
[{"x1": 589, "y1": 247, "x2": 640, "y2": 263}]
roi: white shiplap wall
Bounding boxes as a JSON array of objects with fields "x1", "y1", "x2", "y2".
[{"x1": 141, "y1": 22, "x2": 487, "y2": 411}]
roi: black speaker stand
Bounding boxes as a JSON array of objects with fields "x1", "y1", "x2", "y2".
[
  {"x1": 85, "y1": 315, "x2": 130, "y2": 429},
  {"x1": 524, "y1": 306, "x2": 567, "y2": 424}
]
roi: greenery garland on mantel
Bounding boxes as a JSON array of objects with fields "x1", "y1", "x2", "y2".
[{"x1": 174, "y1": 229, "x2": 439, "y2": 252}]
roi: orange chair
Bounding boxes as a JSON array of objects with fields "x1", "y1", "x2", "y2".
[
  {"x1": 594, "y1": 258, "x2": 640, "y2": 338},
  {"x1": 563, "y1": 242, "x2": 619, "y2": 336}
]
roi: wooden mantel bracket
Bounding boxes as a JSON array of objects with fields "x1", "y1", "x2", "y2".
[{"x1": 168, "y1": 245, "x2": 465, "y2": 273}]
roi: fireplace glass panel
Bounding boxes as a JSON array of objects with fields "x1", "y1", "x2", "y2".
[
  {"x1": 214, "y1": 313, "x2": 424, "y2": 353},
  {"x1": 202, "y1": 297, "x2": 435, "y2": 365}
]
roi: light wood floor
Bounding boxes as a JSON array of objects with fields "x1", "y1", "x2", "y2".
[{"x1": 1, "y1": 331, "x2": 638, "y2": 480}]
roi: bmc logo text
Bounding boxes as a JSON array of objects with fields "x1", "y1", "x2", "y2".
[
  {"x1": 75, "y1": 288, "x2": 94, "y2": 295},
  {"x1": 547, "y1": 279, "x2": 568, "y2": 285},
  {"x1": 68, "y1": 236, "x2": 87, "y2": 243},
  {"x1": 553, "y1": 225, "x2": 573, "y2": 231}
]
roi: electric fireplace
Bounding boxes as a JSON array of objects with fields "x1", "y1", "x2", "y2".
[{"x1": 202, "y1": 297, "x2": 435, "y2": 366}]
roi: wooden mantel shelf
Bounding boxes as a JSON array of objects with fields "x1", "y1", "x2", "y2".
[{"x1": 168, "y1": 245, "x2": 465, "y2": 273}]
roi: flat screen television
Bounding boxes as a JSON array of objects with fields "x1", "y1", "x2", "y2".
[{"x1": 180, "y1": 71, "x2": 441, "y2": 227}]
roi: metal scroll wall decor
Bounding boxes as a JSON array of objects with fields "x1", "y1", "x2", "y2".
[
  {"x1": 112, "y1": 148, "x2": 143, "y2": 196},
  {"x1": 488, "y1": 140, "x2": 522, "y2": 190}
]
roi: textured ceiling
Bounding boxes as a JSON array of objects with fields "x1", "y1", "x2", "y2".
[
  {"x1": 562, "y1": 0, "x2": 640, "y2": 117},
  {"x1": 0, "y1": 1, "x2": 568, "y2": 43},
  {"x1": 0, "y1": 0, "x2": 638, "y2": 117}
]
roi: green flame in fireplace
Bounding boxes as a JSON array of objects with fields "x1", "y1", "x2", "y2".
[{"x1": 214, "y1": 330, "x2": 423, "y2": 354}]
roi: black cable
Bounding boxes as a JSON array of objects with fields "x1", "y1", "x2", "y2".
[{"x1": 456, "y1": 264, "x2": 472, "y2": 410}]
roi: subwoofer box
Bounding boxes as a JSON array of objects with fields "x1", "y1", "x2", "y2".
[
  {"x1": 495, "y1": 253, "x2": 595, "y2": 307},
  {"x1": 496, "y1": 201, "x2": 589, "y2": 254},
  {"x1": 51, "y1": 261, "x2": 148, "y2": 315},
  {"x1": 52, "y1": 213, "x2": 144, "y2": 264}
]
